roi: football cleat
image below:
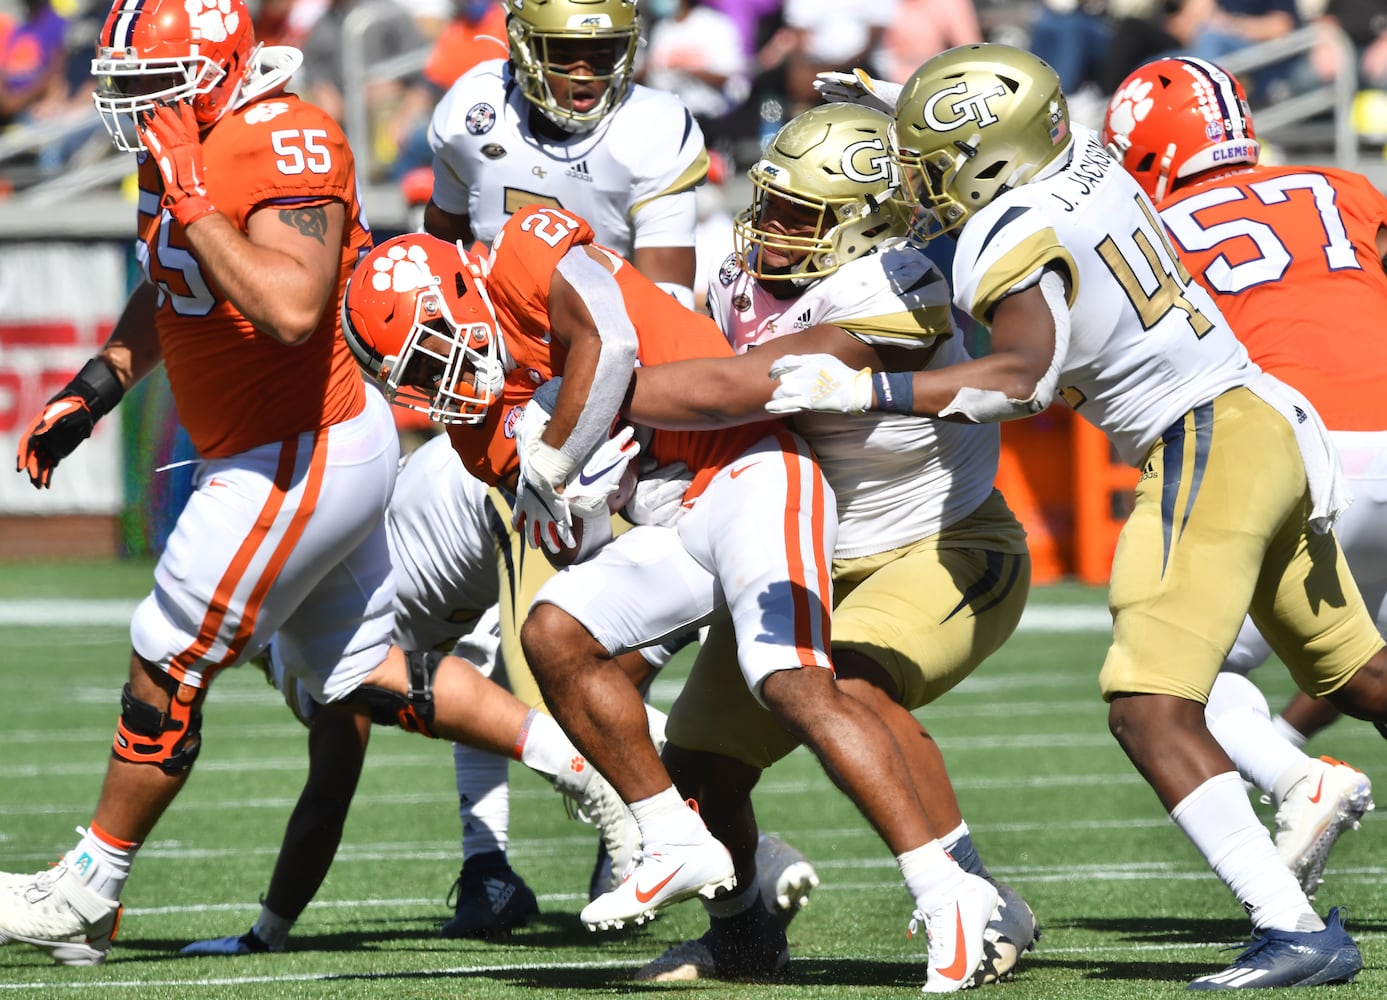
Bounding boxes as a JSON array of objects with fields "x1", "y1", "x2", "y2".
[
  {"x1": 564, "y1": 768, "x2": 641, "y2": 895},
  {"x1": 979, "y1": 881, "x2": 1040, "y2": 983},
  {"x1": 0, "y1": 860, "x2": 122, "y2": 966},
  {"x1": 580, "y1": 835, "x2": 737, "y2": 931},
  {"x1": 439, "y1": 854, "x2": 539, "y2": 939},
  {"x1": 180, "y1": 928, "x2": 279, "y2": 956},
  {"x1": 755, "y1": 833, "x2": 820, "y2": 928},
  {"x1": 1187, "y1": 907, "x2": 1362, "y2": 989},
  {"x1": 909, "y1": 871, "x2": 998, "y2": 993},
  {"x1": 633, "y1": 895, "x2": 790, "y2": 982},
  {"x1": 1273, "y1": 756, "x2": 1373, "y2": 899}
]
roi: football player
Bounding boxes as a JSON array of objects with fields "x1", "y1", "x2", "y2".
[
  {"x1": 177, "y1": 432, "x2": 647, "y2": 955},
  {"x1": 417, "y1": 0, "x2": 728, "y2": 931},
  {"x1": 342, "y1": 210, "x2": 1000, "y2": 990},
  {"x1": 1102, "y1": 56, "x2": 1382, "y2": 903},
  {"x1": 619, "y1": 103, "x2": 1039, "y2": 989},
  {"x1": 0, "y1": 0, "x2": 618, "y2": 966},
  {"x1": 768, "y1": 42, "x2": 1387, "y2": 989}
]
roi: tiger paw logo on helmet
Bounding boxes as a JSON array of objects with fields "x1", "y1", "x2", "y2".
[
  {"x1": 186, "y1": 0, "x2": 241, "y2": 44},
  {"x1": 1106, "y1": 78, "x2": 1154, "y2": 139},
  {"x1": 370, "y1": 244, "x2": 439, "y2": 294}
]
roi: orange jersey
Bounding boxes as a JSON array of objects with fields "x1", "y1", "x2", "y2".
[
  {"x1": 422, "y1": 6, "x2": 508, "y2": 91},
  {"x1": 137, "y1": 94, "x2": 371, "y2": 458},
  {"x1": 1160, "y1": 164, "x2": 1387, "y2": 430},
  {"x1": 448, "y1": 205, "x2": 768, "y2": 495}
]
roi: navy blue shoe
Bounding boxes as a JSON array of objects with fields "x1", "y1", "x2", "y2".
[
  {"x1": 634, "y1": 894, "x2": 789, "y2": 982},
  {"x1": 439, "y1": 853, "x2": 539, "y2": 939},
  {"x1": 1187, "y1": 907, "x2": 1362, "y2": 990}
]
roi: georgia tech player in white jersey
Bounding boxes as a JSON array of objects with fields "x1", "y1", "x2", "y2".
[
  {"x1": 770, "y1": 44, "x2": 1387, "y2": 990},
  {"x1": 422, "y1": 0, "x2": 709, "y2": 306},
  {"x1": 621, "y1": 104, "x2": 1036, "y2": 992},
  {"x1": 415, "y1": 0, "x2": 729, "y2": 937}
]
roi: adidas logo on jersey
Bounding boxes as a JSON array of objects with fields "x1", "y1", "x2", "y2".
[
  {"x1": 566, "y1": 160, "x2": 593, "y2": 182},
  {"x1": 792, "y1": 308, "x2": 813, "y2": 330}
]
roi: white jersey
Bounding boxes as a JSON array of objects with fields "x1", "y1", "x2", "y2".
[
  {"x1": 428, "y1": 59, "x2": 709, "y2": 252},
  {"x1": 950, "y1": 124, "x2": 1258, "y2": 466},
  {"x1": 708, "y1": 240, "x2": 999, "y2": 558},
  {"x1": 386, "y1": 433, "x2": 500, "y2": 652}
]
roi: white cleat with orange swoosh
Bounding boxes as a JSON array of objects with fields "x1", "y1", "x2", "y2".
[
  {"x1": 912, "y1": 872, "x2": 998, "y2": 993},
  {"x1": 1274, "y1": 755, "x2": 1374, "y2": 899},
  {"x1": 580, "y1": 833, "x2": 736, "y2": 932}
]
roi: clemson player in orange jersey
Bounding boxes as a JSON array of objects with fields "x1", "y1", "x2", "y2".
[
  {"x1": 1104, "y1": 56, "x2": 1383, "y2": 905},
  {"x1": 344, "y1": 207, "x2": 1011, "y2": 970},
  {"x1": 3, "y1": 0, "x2": 632, "y2": 966}
]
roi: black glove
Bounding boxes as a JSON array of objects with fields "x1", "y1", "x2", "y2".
[{"x1": 15, "y1": 357, "x2": 125, "y2": 489}]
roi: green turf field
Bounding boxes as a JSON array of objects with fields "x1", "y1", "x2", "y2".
[{"x1": 0, "y1": 561, "x2": 1382, "y2": 998}]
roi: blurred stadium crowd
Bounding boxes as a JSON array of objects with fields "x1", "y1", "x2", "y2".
[{"x1": 3, "y1": 0, "x2": 1387, "y2": 201}]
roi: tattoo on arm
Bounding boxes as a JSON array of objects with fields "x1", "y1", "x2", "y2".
[{"x1": 279, "y1": 206, "x2": 328, "y2": 244}]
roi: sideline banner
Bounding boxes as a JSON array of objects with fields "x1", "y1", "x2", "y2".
[{"x1": 0, "y1": 242, "x2": 128, "y2": 515}]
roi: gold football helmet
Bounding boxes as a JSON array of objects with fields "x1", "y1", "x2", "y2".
[
  {"x1": 893, "y1": 44, "x2": 1071, "y2": 239},
  {"x1": 505, "y1": 0, "x2": 639, "y2": 133},
  {"x1": 735, "y1": 103, "x2": 912, "y2": 284}
]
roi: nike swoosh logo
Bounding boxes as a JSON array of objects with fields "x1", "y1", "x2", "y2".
[
  {"x1": 633, "y1": 863, "x2": 685, "y2": 903},
  {"x1": 729, "y1": 462, "x2": 759, "y2": 479},
  {"x1": 937, "y1": 903, "x2": 969, "y2": 981},
  {"x1": 578, "y1": 458, "x2": 625, "y2": 486},
  {"x1": 1308, "y1": 775, "x2": 1326, "y2": 804}
]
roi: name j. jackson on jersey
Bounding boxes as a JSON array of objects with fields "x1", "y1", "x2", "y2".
[{"x1": 1048, "y1": 137, "x2": 1118, "y2": 213}]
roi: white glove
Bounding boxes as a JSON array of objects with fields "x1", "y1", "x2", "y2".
[
  {"x1": 513, "y1": 399, "x2": 575, "y2": 554},
  {"x1": 564, "y1": 424, "x2": 641, "y2": 520},
  {"x1": 624, "y1": 461, "x2": 693, "y2": 526},
  {"x1": 766, "y1": 354, "x2": 874, "y2": 415},
  {"x1": 812, "y1": 69, "x2": 902, "y2": 115}
]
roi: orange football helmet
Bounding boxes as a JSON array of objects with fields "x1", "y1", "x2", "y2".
[
  {"x1": 342, "y1": 235, "x2": 511, "y2": 426},
  {"x1": 92, "y1": 0, "x2": 260, "y2": 151},
  {"x1": 1102, "y1": 56, "x2": 1259, "y2": 204}
]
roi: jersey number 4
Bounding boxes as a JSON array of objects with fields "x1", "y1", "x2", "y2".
[{"x1": 1097, "y1": 196, "x2": 1214, "y2": 338}]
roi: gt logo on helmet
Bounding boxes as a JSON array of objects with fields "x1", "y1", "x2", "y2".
[
  {"x1": 922, "y1": 82, "x2": 1008, "y2": 131},
  {"x1": 840, "y1": 137, "x2": 897, "y2": 186}
]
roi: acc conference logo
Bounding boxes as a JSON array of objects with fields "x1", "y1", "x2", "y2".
[{"x1": 921, "y1": 82, "x2": 1007, "y2": 131}]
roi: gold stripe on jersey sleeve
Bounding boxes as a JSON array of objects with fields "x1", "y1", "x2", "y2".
[
  {"x1": 840, "y1": 303, "x2": 955, "y2": 346},
  {"x1": 629, "y1": 149, "x2": 711, "y2": 216},
  {"x1": 972, "y1": 229, "x2": 1078, "y2": 323}
]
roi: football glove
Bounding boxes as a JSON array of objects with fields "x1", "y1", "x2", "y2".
[
  {"x1": 812, "y1": 69, "x2": 902, "y2": 115},
  {"x1": 16, "y1": 357, "x2": 125, "y2": 489},
  {"x1": 766, "y1": 354, "x2": 873, "y2": 415},
  {"x1": 623, "y1": 461, "x2": 692, "y2": 527},
  {"x1": 513, "y1": 399, "x2": 575, "y2": 553},
  {"x1": 138, "y1": 100, "x2": 218, "y2": 228}
]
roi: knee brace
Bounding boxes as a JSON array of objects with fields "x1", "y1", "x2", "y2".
[
  {"x1": 349, "y1": 649, "x2": 442, "y2": 737},
  {"x1": 112, "y1": 682, "x2": 203, "y2": 775}
]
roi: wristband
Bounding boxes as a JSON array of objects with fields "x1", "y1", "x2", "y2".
[
  {"x1": 70, "y1": 357, "x2": 126, "y2": 422},
  {"x1": 166, "y1": 194, "x2": 218, "y2": 229},
  {"x1": 872, "y1": 370, "x2": 915, "y2": 414}
]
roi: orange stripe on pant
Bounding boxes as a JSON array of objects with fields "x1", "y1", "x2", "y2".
[
  {"x1": 775, "y1": 429, "x2": 832, "y2": 671},
  {"x1": 168, "y1": 432, "x2": 326, "y2": 682}
]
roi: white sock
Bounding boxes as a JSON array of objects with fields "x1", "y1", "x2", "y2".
[
  {"x1": 1272, "y1": 714, "x2": 1311, "y2": 749},
  {"x1": 630, "y1": 786, "x2": 706, "y2": 849},
  {"x1": 515, "y1": 710, "x2": 591, "y2": 798},
  {"x1": 898, "y1": 841, "x2": 967, "y2": 912},
  {"x1": 1205, "y1": 673, "x2": 1305, "y2": 796},
  {"x1": 66, "y1": 824, "x2": 137, "y2": 902},
  {"x1": 1169, "y1": 772, "x2": 1323, "y2": 933},
  {"x1": 453, "y1": 742, "x2": 510, "y2": 859},
  {"x1": 251, "y1": 906, "x2": 293, "y2": 950}
]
